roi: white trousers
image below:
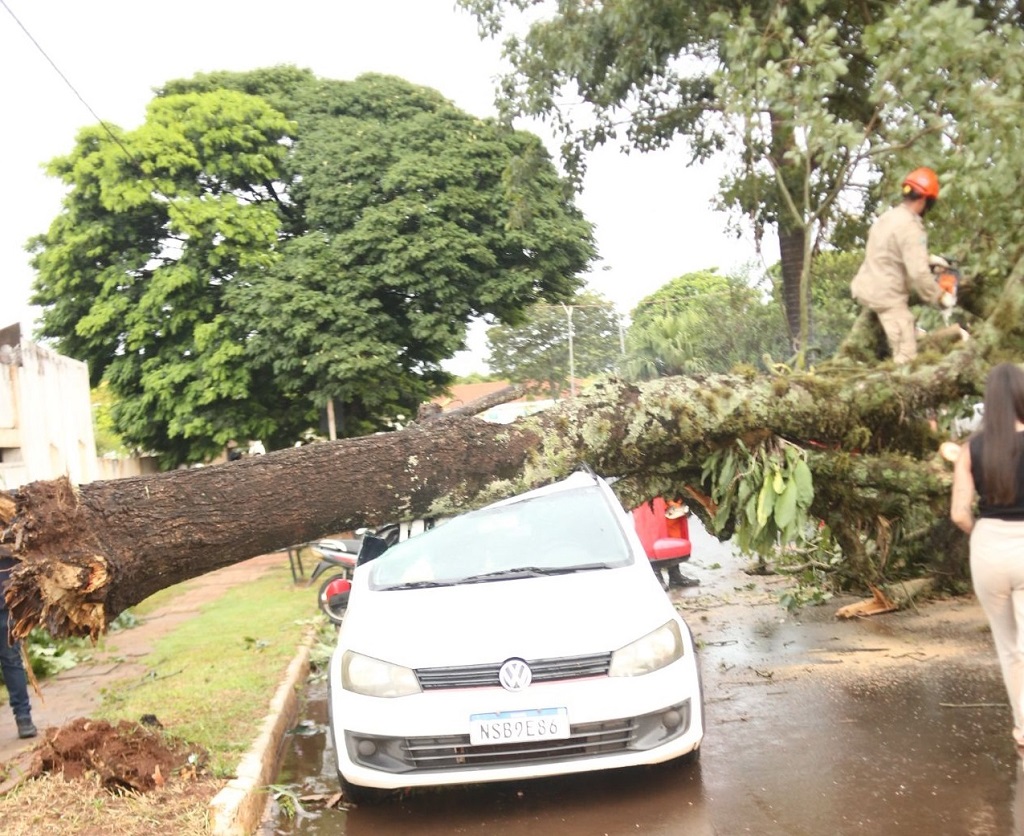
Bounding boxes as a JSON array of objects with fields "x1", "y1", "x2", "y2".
[{"x1": 970, "y1": 517, "x2": 1024, "y2": 744}]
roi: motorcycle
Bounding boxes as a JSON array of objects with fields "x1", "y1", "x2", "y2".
[
  {"x1": 308, "y1": 523, "x2": 412, "y2": 624},
  {"x1": 308, "y1": 537, "x2": 363, "y2": 625}
]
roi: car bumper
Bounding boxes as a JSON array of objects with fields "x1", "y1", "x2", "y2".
[{"x1": 328, "y1": 650, "x2": 704, "y2": 790}]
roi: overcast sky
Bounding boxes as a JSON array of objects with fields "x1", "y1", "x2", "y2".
[{"x1": 0, "y1": 0, "x2": 769, "y2": 372}]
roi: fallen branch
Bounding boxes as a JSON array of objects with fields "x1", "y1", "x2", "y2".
[
  {"x1": 834, "y1": 577, "x2": 936, "y2": 619},
  {"x1": 835, "y1": 584, "x2": 897, "y2": 619}
]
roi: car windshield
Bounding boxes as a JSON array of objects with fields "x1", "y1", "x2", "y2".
[{"x1": 369, "y1": 485, "x2": 632, "y2": 590}]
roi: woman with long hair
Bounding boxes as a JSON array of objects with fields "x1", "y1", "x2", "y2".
[{"x1": 951, "y1": 363, "x2": 1024, "y2": 752}]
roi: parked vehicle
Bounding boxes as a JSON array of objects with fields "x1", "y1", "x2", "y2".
[
  {"x1": 309, "y1": 539, "x2": 361, "y2": 625},
  {"x1": 326, "y1": 470, "x2": 705, "y2": 803},
  {"x1": 310, "y1": 520, "x2": 443, "y2": 624}
]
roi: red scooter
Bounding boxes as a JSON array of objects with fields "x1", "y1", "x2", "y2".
[
  {"x1": 309, "y1": 527, "x2": 400, "y2": 624},
  {"x1": 308, "y1": 538, "x2": 362, "y2": 625}
]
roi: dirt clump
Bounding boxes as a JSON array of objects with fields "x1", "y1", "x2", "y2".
[{"x1": 4, "y1": 717, "x2": 208, "y2": 794}]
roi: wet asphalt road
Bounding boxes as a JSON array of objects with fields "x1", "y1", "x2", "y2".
[{"x1": 262, "y1": 523, "x2": 1024, "y2": 836}]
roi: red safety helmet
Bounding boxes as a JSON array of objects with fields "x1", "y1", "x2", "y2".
[{"x1": 902, "y1": 167, "x2": 940, "y2": 200}]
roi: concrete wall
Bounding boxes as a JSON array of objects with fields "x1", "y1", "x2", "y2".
[
  {"x1": 96, "y1": 455, "x2": 160, "y2": 481},
  {"x1": 0, "y1": 323, "x2": 100, "y2": 490}
]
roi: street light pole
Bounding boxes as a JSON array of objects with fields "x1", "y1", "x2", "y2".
[{"x1": 560, "y1": 303, "x2": 576, "y2": 397}]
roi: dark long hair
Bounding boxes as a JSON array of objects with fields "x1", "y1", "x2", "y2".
[{"x1": 980, "y1": 363, "x2": 1024, "y2": 506}]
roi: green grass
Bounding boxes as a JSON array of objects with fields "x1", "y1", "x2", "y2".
[{"x1": 95, "y1": 563, "x2": 323, "y2": 776}]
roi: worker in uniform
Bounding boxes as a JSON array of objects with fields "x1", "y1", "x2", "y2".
[{"x1": 850, "y1": 167, "x2": 957, "y2": 364}]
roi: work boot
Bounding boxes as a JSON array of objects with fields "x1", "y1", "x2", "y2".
[
  {"x1": 15, "y1": 715, "x2": 37, "y2": 739},
  {"x1": 667, "y1": 567, "x2": 700, "y2": 588}
]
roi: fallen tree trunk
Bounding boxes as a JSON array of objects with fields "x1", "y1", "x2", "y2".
[
  {"x1": 0, "y1": 360, "x2": 971, "y2": 640},
  {"x1": 1, "y1": 274, "x2": 1020, "y2": 639},
  {"x1": 1, "y1": 417, "x2": 537, "y2": 640}
]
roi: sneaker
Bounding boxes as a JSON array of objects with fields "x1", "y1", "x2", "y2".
[{"x1": 15, "y1": 716, "x2": 37, "y2": 739}]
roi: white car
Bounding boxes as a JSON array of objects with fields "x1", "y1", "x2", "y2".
[{"x1": 327, "y1": 470, "x2": 705, "y2": 803}]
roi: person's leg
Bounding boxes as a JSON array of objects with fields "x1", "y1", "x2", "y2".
[
  {"x1": 876, "y1": 305, "x2": 918, "y2": 364},
  {"x1": 835, "y1": 307, "x2": 890, "y2": 363},
  {"x1": 666, "y1": 564, "x2": 700, "y2": 588},
  {"x1": 971, "y1": 520, "x2": 1024, "y2": 745},
  {"x1": 0, "y1": 608, "x2": 34, "y2": 735}
]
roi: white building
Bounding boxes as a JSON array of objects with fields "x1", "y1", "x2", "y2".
[{"x1": 0, "y1": 322, "x2": 99, "y2": 490}]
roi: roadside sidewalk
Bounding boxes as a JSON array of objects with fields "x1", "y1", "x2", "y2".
[{"x1": 0, "y1": 551, "x2": 288, "y2": 765}]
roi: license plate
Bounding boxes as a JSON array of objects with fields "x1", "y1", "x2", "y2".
[{"x1": 469, "y1": 708, "x2": 570, "y2": 745}]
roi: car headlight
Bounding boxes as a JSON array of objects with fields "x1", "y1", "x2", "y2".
[
  {"x1": 341, "y1": 651, "x2": 422, "y2": 697},
  {"x1": 609, "y1": 620, "x2": 684, "y2": 677}
]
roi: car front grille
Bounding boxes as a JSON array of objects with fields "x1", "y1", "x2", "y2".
[
  {"x1": 404, "y1": 718, "x2": 636, "y2": 769},
  {"x1": 415, "y1": 653, "x2": 612, "y2": 690}
]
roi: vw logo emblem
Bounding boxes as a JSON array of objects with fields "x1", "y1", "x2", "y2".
[{"x1": 498, "y1": 658, "x2": 532, "y2": 692}]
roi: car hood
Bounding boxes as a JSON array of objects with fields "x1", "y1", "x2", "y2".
[{"x1": 339, "y1": 565, "x2": 675, "y2": 669}]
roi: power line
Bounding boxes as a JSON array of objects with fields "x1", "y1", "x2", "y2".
[{"x1": 1, "y1": 0, "x2": 141, "y2": 166}]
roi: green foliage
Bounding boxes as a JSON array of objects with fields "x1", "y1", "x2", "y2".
[
  {"x1": 30, "y1": 69, "x2": 595, "y2": 466},
  {"x1": 267, "y1": 785, "x2": 303, "y2": 819},
  {"x1": 485, "y1": 290, "x2": 622, "y2": 393},
  {"x1": 773, "y1": 250, "x2": 861, "y2": 362},
  {"x1": 864, "y1": 0, "x2": 1024, "y2": 286},
  {"x1": 0, "y1": 608, "x2": 146, "y2": 691},
  {"x1": 455, "y1": 371, "x2": 500, "y2": 384},
  {"x1": 620, "y1": 269, "x2": 789, "y2": 378},
  {"x1": 779, "y1": 582, "x2": 835, "y2": 614},
  {"x1": 701, "y1": 439, "x2": 815, "y2": 557},
  {"x1": 24, "y1": 629, "x2": 90, "y2": 679},
  {"x1": 91, "y1": 381, "x2": 129, "y2": 456}
]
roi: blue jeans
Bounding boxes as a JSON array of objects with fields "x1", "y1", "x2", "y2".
[{"x1": 0, "y1": 608, "x2": 31, "y2": 719}]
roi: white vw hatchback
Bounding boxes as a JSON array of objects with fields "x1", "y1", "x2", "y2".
[{"x1": 327, "y1": 470, "x2": 704, "y2": 803}]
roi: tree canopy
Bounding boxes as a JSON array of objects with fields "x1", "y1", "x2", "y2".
[
  {"x1": 485, "y1": 290, "x2": 622, "y2": 394},
  {"x1": 621, "y1": 269, "x2": 787, "y2": 379},
  {"x1": 29, "y1": 68, "x2": 595, "y2": 466}
]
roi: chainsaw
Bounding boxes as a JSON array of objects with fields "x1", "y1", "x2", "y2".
[{"x1": 929, "y1": 254, "x2": 962, "y2": 325}]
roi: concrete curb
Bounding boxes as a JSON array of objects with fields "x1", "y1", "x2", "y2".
[{"x1": 208, "y1": 635, "x2": 313, "y2": 835}]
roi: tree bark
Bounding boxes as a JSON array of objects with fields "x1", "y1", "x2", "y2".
[{"x1": 779, "y1": 226, "x2": 806, "y2": 350}]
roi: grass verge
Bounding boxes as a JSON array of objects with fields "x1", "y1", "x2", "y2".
[
  {"x1": 0, "y1": 771, "x2": 224, "y2": 836},
  {"x1": 96, "y1": 561, "x2": 321, "y2": 776},
  {"x1": 0, "y1": 557, "x2": 328, "y2": 834}
]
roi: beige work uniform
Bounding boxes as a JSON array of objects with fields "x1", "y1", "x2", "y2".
[{"x1": 850, "y1": 203, "x2": 942, "y2": 363}]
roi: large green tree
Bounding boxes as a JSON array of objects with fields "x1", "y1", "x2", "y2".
[
  {"x1": 486, "y1": 290, "x2": 622, "y2": 394},
  {"x1": 458, "y1": 0, "x2": 1022, "y2": 360},
  {"x1": 29, "y1": 68, "x2": 595, "y2": 465}
]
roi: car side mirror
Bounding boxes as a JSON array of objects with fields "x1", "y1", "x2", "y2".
[{"x1": 356, "y1": 535, "x2": 390, "y2": 566}]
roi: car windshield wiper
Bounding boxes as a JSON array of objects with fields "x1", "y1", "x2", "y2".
[
  {"x1": 382, "y1": 580, "x2": 458, "y2": 590},
  {"x1": 459, "y1": 564, "x2": 608, "y2": 583}
]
